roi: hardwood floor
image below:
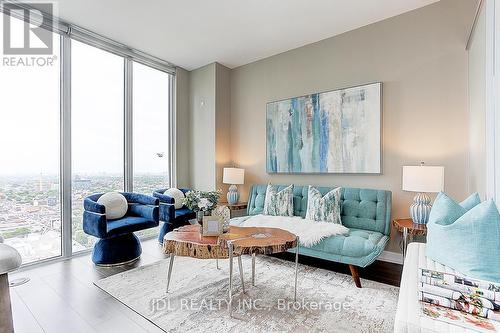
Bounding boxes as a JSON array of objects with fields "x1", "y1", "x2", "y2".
[{"x1": 7, "y1": 239, "x2": 402, "y2": 333}]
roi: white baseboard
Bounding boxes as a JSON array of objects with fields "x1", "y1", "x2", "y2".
[{"x1": 378, "y1": 250, "x2": 403, "y2": 265}]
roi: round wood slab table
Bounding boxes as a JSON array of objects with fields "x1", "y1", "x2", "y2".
[{"x1": 163, "y1": 224, "x2": 299, "y2": 313}]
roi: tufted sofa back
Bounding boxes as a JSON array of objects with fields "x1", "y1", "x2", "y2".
[{"x1": 247, "y1": 184, "x2": 392, "y2": 236}]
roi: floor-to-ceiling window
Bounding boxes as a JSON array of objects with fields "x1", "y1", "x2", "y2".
[
  {"x1": 71, "y1": 41, "x2": 125, "y2": 251},
  {"x1": 0, "y1": 15, "x2": 62, "y2": 263},
  {"x1": 0, "y1": 8, "x2": 174, "y2": 265}
]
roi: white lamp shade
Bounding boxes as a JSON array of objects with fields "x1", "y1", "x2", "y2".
[
  {"x1": 402, "y1": 165, "x2": 444, "y2": 193},
  {"x1": 223, "y1": 168, "x2": 245, "y2": 185}
]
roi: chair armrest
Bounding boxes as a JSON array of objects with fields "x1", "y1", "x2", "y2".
[
  {"x1": 180, "y1": 188, "x2": 191, "y2": 195},
  {"x1": 121, "y1": 192, "x2": 159, "y2": 206},
  {"x1": 153, "y1": 191, "x2": 174, "y2": 204},
  {"x1": 83, "y1": 211, "x2": 107, "y2": 238},
  {"x1": 84, "y1": 197, "x2": 105, "y2": 214},
  {"x1": 159, "y1": 203, "x2": 175, "y2": 222},
  {"x1": 128, "y1": 204, "x2": 159, "y2": 222}
]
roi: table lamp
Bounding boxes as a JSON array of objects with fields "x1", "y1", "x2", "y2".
[
  {"x1": 223, "y1": 167, "x2": 245, "y2": 204},
  {"x1": 402, "y1": 162, "x2": 444, "y2": 224}
]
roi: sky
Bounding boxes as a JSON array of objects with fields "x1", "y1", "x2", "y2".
[{"x1": 0, "y1": 14, "x2": 170, "y2": 176}]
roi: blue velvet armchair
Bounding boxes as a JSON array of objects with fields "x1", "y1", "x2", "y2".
[
  {"x1": 83, "y1": 192, "x2": 159, "y2": 265},
  {"x1": 153, "y1": 188, "x2": 196, "y2": 243}
]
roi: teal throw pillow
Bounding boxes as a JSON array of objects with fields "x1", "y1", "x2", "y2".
[
  {"x1": 428, "y1": 192, "x2": 467, "y2": 226},
  {"x1": 460, "y1": 192, "x2": 481, "y2": 211},
  {"x1": 427, "y1": 198, "x2": 500, "y2": 283}
]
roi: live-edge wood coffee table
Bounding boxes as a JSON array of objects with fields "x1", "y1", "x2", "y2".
[{"x1": 163, "y1": 225, "x2": 299, "y2": 313}]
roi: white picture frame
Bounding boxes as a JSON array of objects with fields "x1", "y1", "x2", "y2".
[{"x1": 202, "y1": 216, "x2": 223, "y2": 236}]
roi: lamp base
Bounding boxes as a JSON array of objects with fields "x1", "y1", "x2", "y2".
[
  {"x1": 410, "y1": 192, "x2": 432, "y2": 224},
  {"x1": 227, "y1": 184, "x2": 239, "y2": 205}
]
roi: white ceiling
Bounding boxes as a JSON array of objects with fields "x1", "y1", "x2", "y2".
[{"x1": 52, "y1": 0, "x2": 440, "y2": 70}]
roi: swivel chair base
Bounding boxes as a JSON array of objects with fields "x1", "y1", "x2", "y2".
[{"x1": 92, "y1": 233, "x2": 142, "y2": 266}]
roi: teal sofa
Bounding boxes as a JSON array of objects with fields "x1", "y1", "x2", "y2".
[{"x1": 230, "y1": 184, "x2": 392, "y2": 288}]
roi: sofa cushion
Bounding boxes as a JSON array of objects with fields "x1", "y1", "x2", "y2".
[
  {"x1": 164, "y1": 188, "x2": 185, "y2": 209},
  {"x1": 97, "y1": 192, "x2": 128, "y2": 220},
  {"x1": 106, "y1": 216, "x2": 158, "y2": 237},
  {"x1": 309, "y1": 228, "x2": 385, "y2": 258}
]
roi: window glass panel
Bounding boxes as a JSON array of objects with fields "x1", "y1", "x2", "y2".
[
  {"x1": 71, "y1": 40, "x2": 124, "y2": 251},
  {"x1": 133, "y1": 62, "x2": 170, "y2": 240},
  {"x1": 133, "y1": 62, "x2": 171, "y2": 194},
  {"x1": 0, "y1": 15, "x2": 61, "y2": 263}
]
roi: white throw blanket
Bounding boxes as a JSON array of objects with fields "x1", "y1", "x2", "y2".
[{"x1": 238, "y1": 214, "x2": 349, "y2": 247}]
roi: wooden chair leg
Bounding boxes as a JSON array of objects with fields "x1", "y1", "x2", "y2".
[{"x1": 349, "y1": 265, "x2": 362, "y2": 288}]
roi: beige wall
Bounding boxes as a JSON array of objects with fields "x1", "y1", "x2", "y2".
[
  {"x1": 229, "y1": 0, "x2": 476, "y2": 253},
  {"x1": 189, "y1": 63, "x2": 216, "y2": 191},
  {"x1": 467, "y1": 3, "x2": 487, "y2": 199},
  {"x1": 186, "y1": 62, "x2": 232, "y2": 192},
  {"x1": 215, "y1": 64, "x2": 232, "y2": 194},
  {"x1": 175, "y1": 67, "x2": 191, "y2": 188}
]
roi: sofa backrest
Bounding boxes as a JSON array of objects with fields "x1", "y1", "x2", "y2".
[{"x1": 247, "y1": 184, "x2": 392, "y2": 235}]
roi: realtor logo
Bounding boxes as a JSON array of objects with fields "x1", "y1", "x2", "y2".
[{"x1": 2, "y1": 3, "x2": 53, "y2": 55}]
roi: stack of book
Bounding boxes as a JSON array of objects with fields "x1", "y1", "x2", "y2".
[{"x1": 419, "y1": 267, "x2": 500, "y2": 332}]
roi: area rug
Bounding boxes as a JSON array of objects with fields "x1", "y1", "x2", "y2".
[{"x1": 95, "y1": 256, "x2": 399, "y2": 332}]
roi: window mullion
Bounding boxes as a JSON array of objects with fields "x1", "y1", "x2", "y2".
[
  {"x1": 124, "y1": 59, "x2": 133, "y2": 192},
  {"x1": 60, "y1": 34, "x2": 72, "y2": 258}
]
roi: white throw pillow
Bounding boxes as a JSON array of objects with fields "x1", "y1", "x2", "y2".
[
  {"x1": 305, "y1": 186, "x2": 342, "y2": 224},
  {"x1": 263, "y1": 184, "x2": 294, "y2": 217},
  {"x1": 165, "y1": 188, "x2": 185, "y2": 209},
  {"x1": 97, "y1": 192, "x2": 128, "y2": 220}
]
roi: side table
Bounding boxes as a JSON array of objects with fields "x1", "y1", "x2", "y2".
[
  {"x1": 220, "y1": 202, "x2": 248, "y2": 218},
  {"x1": 392, "y1": 218, "x2": 427, "y2": 260}
]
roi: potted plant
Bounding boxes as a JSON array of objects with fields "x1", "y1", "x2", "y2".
[{"x1": 183, "y1": 190, "x2": 221, "y2": 225}]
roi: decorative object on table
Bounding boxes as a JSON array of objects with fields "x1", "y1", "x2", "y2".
[
  {"x1": 212, "y1": 205, "x2": 231, "y2": 232},
  {"x1": 263, "y1": 184, "x2": 294, "y2": 216},
  {"x1": 153, "y1": 188, "x2": 196, "y2": 244},
  {"x1": 426, "y1": 192, "x2": 500, "y2": 283},
  {"x1": 392, "y1": 218, "x2": 427, "y2": 259},
  {"x1": 202, "y1": 216, "x2": 224, "y2": 236},
  {"x1": 0, "y1": 243, "x2": 21, "y2": 333},
  {"x1": 266, "y1": 82, "x2": 381, "y2": 174},
  {"x1": 222, "y1": 167, "x2": 245, "y2": 204},
  {"x1": 96, "y1": 191, "x2": 128, "y2": 220},
  {"x1": 221, "y1": 202, "x2": 248, "y2": 219},
  {"x1": 402, "y1": 162, "x2": 444, "y2": 224},
  {"x1": 305, "y1": 186, "x2": 342, "y2": 224},
  {"x1": 83, "y1": 192, "x2": 159, "y2": 265},
  {"x1": 182, "y1": 190, "x2": 221, "y2": 225}
]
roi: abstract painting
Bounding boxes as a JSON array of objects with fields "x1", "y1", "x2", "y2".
[{"x1": 266, "y1": 82, "x2": 381, "y2": 174}]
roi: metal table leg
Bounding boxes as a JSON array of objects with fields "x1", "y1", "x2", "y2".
[
  {"x1": 402, "y1": 227, "x2": 408, "y2": 261},
  {"x1": 251, "y1": 253, "x2": 256, "y2": 286},
  {"x1": 228, "y1": 242, "x2": 233, "y2": 315},
  {"x1": 294, "y1": 236, "x2": 299, "y2": 302},
  {"x1": 238, "y1": 255, "x2": 245, "y2": 294},
  {"x1": 166, "y1": 253, "x2": 175, "y2": 293}
]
